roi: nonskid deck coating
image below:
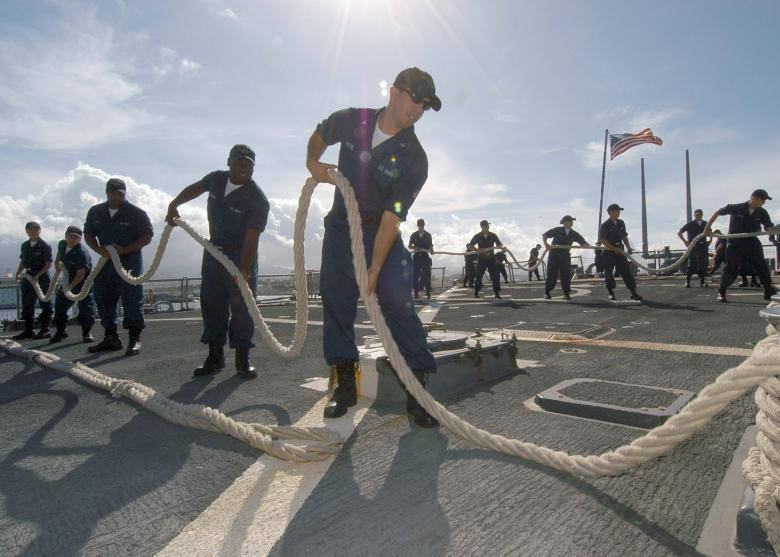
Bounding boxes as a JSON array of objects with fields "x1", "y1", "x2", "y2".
[{"x1": 0, "y1": 276, "x2": 769, "y2": 556}]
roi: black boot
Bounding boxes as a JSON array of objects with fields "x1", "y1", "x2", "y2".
[
  {"x1": 685, "y1": 278, "x2": 691, "y2": 288},
  {"x1": 235, "y1": 346, "x2": 257, "y2": 379},
  {"x1": 88, "y1": 328, "x2": 123, "y2": 353},
  {"x1": 764, "y1": 285, "x2": 778, "y2": 301},
  {"x1": 12, "y1": 322, "x2": 34, "y2": 341},
  {"x1": 718, "y1": 287, "x2": 727, "y2": 303},
  {"x1": 406, "y1": 370, "x2": 439, "y2": 428},
  {"x1": 125, "y1": 328, "x2": 142, "y2": 356},
  {"x1": 49, "y1": 327, "x2": 68, "y2": 344},
  {"x1": 193, "y1": 343, "x2": 225, "y2": 377},
  {"x1": 33, "y1": 327, "x2": 51, "y2": 339},
  {"x1": 82, "y1": 325, "x2": 94, "y2": 343},
  {"x1": 563, "y1": 293, "x2": 571, "y2": 301},
  {"x1": 323, "y1": 361, "x2": 357, "y2": 418},
  {"x1": 630, "y1": 290, "x2": 643, "y2": 301},
  {"x1": 544, "y1": 291, "x2": 552, "y2": 300},
  {"x1": 608, "y1": 290, "x2": 617, "y2": 301}
]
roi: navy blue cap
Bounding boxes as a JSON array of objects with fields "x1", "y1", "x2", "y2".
[
  {"x1": 752, "y1": 188, "x2": 772, "y2": 200},
  {"x1": 607, "y1": 203, "x2": 624, "y2": 211},
  {"x1": 106, "y1": 178, "x2": 126, "y2": 193}
]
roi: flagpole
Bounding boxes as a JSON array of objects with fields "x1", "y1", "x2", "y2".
[
  {"x1": 641, "y1": 158, "x2": 648, "y2": 257},
  {"x1": 597, "y1": 128, "x2": 608, "y2": 239},
  {"x1": 685, "y1": 149, "x2": 692, "y2": 222}
]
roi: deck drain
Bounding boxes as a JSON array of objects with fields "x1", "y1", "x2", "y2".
[{"x1": 559, "y1": 348, "x2": 586, "y2": 354}]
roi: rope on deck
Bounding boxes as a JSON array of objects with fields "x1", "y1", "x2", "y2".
[{"x1": 6, "y1": 170, "x2": 780, "y2": 550}]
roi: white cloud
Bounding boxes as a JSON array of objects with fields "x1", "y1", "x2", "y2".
[
  {"x1": 0, "y1": 16, "x2": 154, "y2": 150},
  {"x1": 179, "y1": 59, "x2": 202, "y2": 74},
  {"x1": 219, "y1": 8, "x2": 238, "y2": 19},
  {"x1": 0, "y1": 163, "x2": 328, "y2": 278}
]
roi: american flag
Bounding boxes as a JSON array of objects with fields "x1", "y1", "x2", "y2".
[{"x1": 609, "y1": 128, "x2": 663, "y2": 160}]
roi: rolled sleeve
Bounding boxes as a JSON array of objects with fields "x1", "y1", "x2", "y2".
[
  {"x1": 317, "y1": 108, "x2": 356, "y2": 146},
  {"x1": 43, "y1": 242, "x2": 53, "y2": 263},
  {"x1": 542, "y1": 228, "x2": 555, "y2": 239},
  {"x1": 83, "y1": 208, "x2": 97, "y2": 236},
  {"x1": 136, "y1": 209, "x2": 154, "y2": 238},
  {"x1": 718, "y1": 203, "x2": 738, "y2": 216},
  {"x1": 202, "y1": 171, "x2": 224, "y2": 195}
]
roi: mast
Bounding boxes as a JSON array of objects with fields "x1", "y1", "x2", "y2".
[
  {"x1": 685, "y1": 149, "x2": 692, "y2": 222},
  {"x1": 641, "y1": 158, "x2": 648, "y2": 257},
  {"x1": 597, "y1": 129, "x2": 608, "y2": 238}
]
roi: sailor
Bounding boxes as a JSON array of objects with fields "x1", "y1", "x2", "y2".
[
  {"x1": 704, "y1": 188, "x2": 778, "y2": 302},
  {"x1": 542, "y1": 215, "x2": 589, "y2": 300},
  {"x1": 408, "y1": 218, "x2": 433, "y2": 299},
  {"x1": 598, "y1": 203, "x2": 643, "y2": 301},
  {"x1": 83, "y1": 178, "x2": 153, "y2": 355},
  {"x1": 677, "y1": 208, "x2": 710, "y2": 288},
  {"x1": 468, "y1": 220, "x2": 505, "y2": 299},
  {"x1": 463, "y1": 243, "x2": 477, "y2": 288},
  {"x1": 528, "y1": 244, "x2": 542, "y2": 281},
  {"x1": 12, "y1": 221, "x2": 53, "y2": 340},
  {"x1": 50, "y1": 226, "x2": 96, "y2": 343},
  {"x1": 495, "y1": 250, "x2": 509, "y2": 284},
  {"x1": 709, "y1": 230, "x2": 726, "y2": 273},
  {"x1": 306, "y1": 67, "x2": 442, "y2": 427},
  {"x1": 166, "y1": 144, "x2": 270, "y2": 379}
]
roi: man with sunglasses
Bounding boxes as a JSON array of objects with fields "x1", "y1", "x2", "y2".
[{"x1": 306, "y1": 67, "x2": 442, "y2": 428}]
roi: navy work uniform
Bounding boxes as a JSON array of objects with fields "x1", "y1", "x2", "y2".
[
  {"x1": 318, "y1": 107, "x2": 436, "y2": 371},
  {"x1": 200, "y1": 170, "x2": 269, "y2": 350},
  {"x1": 469, "y1": 228, "x2": 503, "y2": 298},
  {"x1": 15, "y1": 227, "x2": 53, "y2": 339},
  {"x1": 716, "y1": 196, "x2": 776, "y2": 300},
  {"x1": 52, "y1": 230, "x2": 96, "y2": 342},
  {"x1": 409, "y1": 228, "x2": 433, "y2": 298},
  {"x1": 84, "y1": 182, "x2": 153, "y2": 352},
  {"x1": 310, "y1": 67, "x2": 442, "y2": 428},
  {"x1": 711, "y1": 234, "x2": 726, "y2": 272},
  {"x1": 528, "y1": 246, "x2": 541, "y2": 281},
  {"x1": 463, "y1": 245, "x2": 477, "y2": 287},
  {"x1": 599, "y1": 214, "x2": 640, "y2": 299},
  {"x1": 543, "y1": 219, "x2": 587, "y2": 299},
  {"x1": 679, "y1": 218, "x2": 709, "y2": 287},
  {"x1": 495, "y1": 251, "x2": 509, "y2": 283}
]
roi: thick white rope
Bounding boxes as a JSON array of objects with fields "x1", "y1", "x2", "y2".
[
  {"x1": 0, "y1": 338, "x2": 341, "y2": 461},
  {"x1": 7, "y1": 170, "x2": 780, "y2": 531}
]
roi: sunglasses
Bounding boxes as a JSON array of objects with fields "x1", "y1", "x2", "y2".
[{"x1": 396, "y1": 86, "x2": 432, "y2": 111}]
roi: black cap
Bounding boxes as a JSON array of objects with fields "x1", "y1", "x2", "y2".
[
  {"x1": 752, "y1": 188, "x2": 772, "y2": 200},
  {"x1": 393, "y1": 67, "x2": 441, "y2": 111},
  {"x1": 416, "y1": 218, "x2": 425, "y2": 226},
  {"x1": 229, "y1": 144, "x2": 256, "y2": 164},
  {"x1": 25, "y1": 221, "x2": 40, "y2": 230},
  {"x1": 560, "y1": 215, "x2": 575, "y2": 224},
  {"x1": 106, "y1": 178, "x2": 126, "y2": 193},
  {"x1": 480, "y1": 219, "x2": 490, "y2": 226},
  {"x1": 607, "y1": 203, "x2": 624, "y2": 211},
  {"x1": 65, "y1": 226, "x2": 82, "y2": 237}
]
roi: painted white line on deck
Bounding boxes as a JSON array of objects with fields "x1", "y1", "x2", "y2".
[{"x1": 157, "y1": 286, "x2": 461, "y2": 556}]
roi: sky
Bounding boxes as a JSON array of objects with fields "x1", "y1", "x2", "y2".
[{"x1": 1, "y1": 0, "x2": 779, "y2": 278}]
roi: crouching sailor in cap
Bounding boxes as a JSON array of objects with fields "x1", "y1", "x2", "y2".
[
  {"x1": 599, "y1": 203, "x2": 643, "y2": 301},
  {"x1": 166, "y1": 144, "x2": 270, "y2": 379},
  {"x1": 50, "y1": 226, "x2": 96, "y2": 343},
  {"x1": 13, "y1": 221, "x2": 53, "y2": 340},
  {"x1": 408, "y1": 218, "x2": 433, "y2": 299},
  {"x1": 306, "y1": 67, "x2": 442, "y2": 427},
  {"x1": 542, "y1": 215, "x2": 589, "y2": 301},
  {"x1": 704, "y1": 188, "x2": 778, "y2": 303},
  {"x1": 84, "y1": 178, "x2": 153, "y2": 355},
  {"x1": 677, "y1": 208, "x2": 711, "y2": 288}
]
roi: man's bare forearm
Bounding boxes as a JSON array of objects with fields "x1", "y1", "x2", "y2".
[{"x1": 306, "y1": 130, "x2": 327, "y2": 170}]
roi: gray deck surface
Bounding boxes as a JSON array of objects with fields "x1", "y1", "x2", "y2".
[{"x1": 0, "y1": 276, "x2": 771, "y2": 556}]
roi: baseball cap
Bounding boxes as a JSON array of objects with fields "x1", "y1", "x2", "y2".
[
  {"x1": 393, "y1": 67, "x2": 442, "y2": 112},
  {"x1": 607, "y1": 203, "x2": 624, "y2": 211},
  {"x1": 25, "y1": 221, "x2": 40, "y2": 230},
  {"x1": 479, "y1": 219, "x2": 490, "y2": 226},
  {"x1": 66, "y1": 226, "x2": 82, "y2": 237},
  {"x1": 560, "y1": 215, "x2": 575, "y2": 223},
  {"x1": 752, "y1": 188, "x2": 772, "y2": 200},
  {"x1": 106, "y1": 178, "x2": 126, "y2": 193},
  {"x1": 416, "y1": 218, "x2": 425, "y2": 226},
  {"x1": 229, "y1": 144, "x2": 256, "y2": 164}
]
